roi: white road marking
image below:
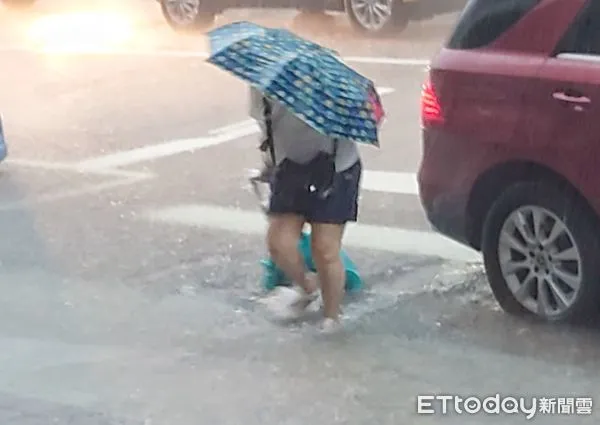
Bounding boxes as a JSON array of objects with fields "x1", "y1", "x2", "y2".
[
  {"x1": 0, "y1": 46, "x2": 430, "y2": 66},
  {"x1": 208, "y1": 119, "x2": 259, "y2": 136},
  {"x1": 76, "y1": 125, "x2": 258, "y2": 171},
  {"x1": 5, "y1": 159, "x2": 79, "y2": 171},
  {"x1": 141, "y1": 203, "x2": 481, "y2": 263},
  {"x1": 376, "y1": 86, "x2": 395, "y2": 96},
  {"x1": 0, "y1": 174, "x2": 152, "y2": 212},
  {"x1": 343, "y1": 56, "x2": 430, "y2": 66},
  {"x1": 5, "y1": 158, "x2": 154, "y2": 179},
  {"x1": 77, "y1": 84, "x2": 395, "y2": 171},
  {"x1": 77, "y1": 87, "x2": 394, "y2": 172},
  {"x1": 0, "y1": 46, "x2": 429, "y2": 66},
  {"x1": 70, "y1": 167, "x2": 155, "y2": 180},
  {"x1": 0, "y1": 46, "x2": 211, "y2": 58},
  {"x1": 246, "y1": 168, "x2": 418, "y2": 195},
  {"x1": 361, "y1": 170, "x2": 418, "y2": 195}
]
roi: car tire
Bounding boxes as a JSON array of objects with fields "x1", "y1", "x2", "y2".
[
  {"x1": 159, "y1": 0, "x2": 216, "y2": 33},
  {"x1": 345, "y1": 0, "x2": 409, "y2": 36},
  {"x1": 1, "y1": 0, "x2": 36, "y2": 9},
  {"x1": 481, "y1": 181, "x2": 600, "y2": 323}
]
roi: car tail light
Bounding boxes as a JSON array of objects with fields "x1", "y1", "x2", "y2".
[{"x1": 421, "y1": 77, "x2": 444, "y2": 125}]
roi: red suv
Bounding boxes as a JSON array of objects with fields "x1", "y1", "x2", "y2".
[{"x1": 418, "y1": 0, "x2": 600, "y2": 323}]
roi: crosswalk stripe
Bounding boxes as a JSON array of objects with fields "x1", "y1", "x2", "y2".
[
  {"x1": 75, "y1": 85, "x2": 396, "y2": 171},
  {"x1": 140, "y1": 203, "x2": 481, "y2": 263},
  {"x1": 360, "y1": 170, "x2": 418, "y2": 195}
]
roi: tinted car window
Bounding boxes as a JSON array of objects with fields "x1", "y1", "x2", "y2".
[
  {"x1": 555, "y1": 0, "x2": 600, "y2": 55},
  {"x1": 447, "y1": 0, "x2": 541, "y2": 49}
]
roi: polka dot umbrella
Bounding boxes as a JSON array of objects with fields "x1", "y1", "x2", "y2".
[{"x1": 207, "y1": 21, "x2": 385, "y2": 146}]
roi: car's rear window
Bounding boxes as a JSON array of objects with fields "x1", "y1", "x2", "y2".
[{"x1": 447, "y1": 0, "x2": 542, "y2": 50}]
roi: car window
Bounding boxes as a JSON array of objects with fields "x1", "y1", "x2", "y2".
[
  {"x1": 555, "y1": 0, "x2": 600, "y2": 56},
  {"x1": 447, "y1": 0, "x2": 541, "y2": 50}
]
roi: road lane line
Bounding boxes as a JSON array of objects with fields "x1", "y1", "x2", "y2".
[
  {"x1": 0, "y1": 47, "x2": 211, "y2": 58},
  {"x1": 141, "y1": 203, "x2": 481, "y2": 263},
  {"x1": 376, "y1": 87, "x2": 395, "y2": 96},
  {"x1": 0, "y1": 174, "x2": 151, "y2": 212},
  {"x1": 343, "y1": 56, "x2": 430, "y2": 66},
  {"x1": 76, "y1": 125, "x2": 258, "y2": 171},
  {"x1": 5, "y1": 159, "x2": 78, "y2": 171},
  {"x1": 246, "y1": 168, "x2": 418, "y2": 195},
  {"x1": 5, "y1": 158, "x2": 154, "y2": 179},
  {"x1": 0, "y1": 46, "x2": 430, "y2": 66},
  {"x1": 361, "y1": 170, "x2": 418, "y2": 195},
  {"x1": 70, "y1": 167, "x2": 155, "y2": 180},
  {"x1": 75, "y1": 84, "x2": 395, "y2": 171},
  {"x1": 208, "y1": 119, "x2": 259, "y2": 136}
]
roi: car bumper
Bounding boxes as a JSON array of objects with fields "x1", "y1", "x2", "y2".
[
  {"x1": 420, "y1": 190, "x2": 471, "y2": 247},
  {"x1": 417, "y1": 127, "x2": 477, "y2": 250}
]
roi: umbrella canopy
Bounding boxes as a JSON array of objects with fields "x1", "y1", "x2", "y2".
[
  {"x1": 209, "y1": 21, "x2": 336, "y2": 57},
  {"x1": 207, "y1": 21, "x2": 384, "y2": 146}
]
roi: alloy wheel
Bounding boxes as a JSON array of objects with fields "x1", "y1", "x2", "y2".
[
  {"x1": 349, "y1": 0, "x2": 394, "y2": 32},
  {"x1": 498, "y1": 206, "x2": 582, "y2": 318}
]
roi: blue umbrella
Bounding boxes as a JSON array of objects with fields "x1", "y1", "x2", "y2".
[
  {"x1": 209, "y1": 21, "x2": 336, "y2": 57},
  {"x1": 207, "y1": 21, "x2": 384, "y2": 146}
]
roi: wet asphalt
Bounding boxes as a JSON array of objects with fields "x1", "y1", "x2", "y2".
[{"x1": 0, "y1": 1, "x2": 599, "y2": 423}]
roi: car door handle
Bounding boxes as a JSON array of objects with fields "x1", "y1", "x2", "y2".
[{"x1": 552, "y1": 91, "x2": 591, "y2": 104}]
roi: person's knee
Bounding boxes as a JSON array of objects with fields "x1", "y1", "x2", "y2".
[
  {"x1": 267, "y1": 232, "x2": 298, "y2": 257},
  {"x1": 267, "y1": 218, "x2": 301, "y2": 257},
  {"x1": 311, "y1": 236, "x2": 341, "y2": 266}
]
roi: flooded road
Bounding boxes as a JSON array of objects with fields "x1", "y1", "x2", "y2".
[{"x1": 0, "y1": 1, "x2": 598, "y2": 423}]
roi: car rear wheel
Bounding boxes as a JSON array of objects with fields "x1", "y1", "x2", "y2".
[
  {"x1": 160, "y1": 0, "x2": 216, "y2": 32},
  {"x1": 482, "y1": 181, "x2": 600, "y2": 323},
  {"x1": 345, "y1": 0, "x2": 409, "y2": 36},
  {"x1": 1, "y1": 0, "x2": 36, "y2": 9}
]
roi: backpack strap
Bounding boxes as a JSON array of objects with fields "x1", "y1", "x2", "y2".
[
  {"x1": 260, "y1": 95, "x2": 339, "y2": 168},
  {"x1": 260, "y1": 96, "x2": 276, "y2": 164}
]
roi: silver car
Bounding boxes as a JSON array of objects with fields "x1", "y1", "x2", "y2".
[
  {"x1": 1, "y1": 0, "x2": 465, "y2": 37},
  {"x1": 158, "y1": 0, "x2": 424, "y2": 36}
]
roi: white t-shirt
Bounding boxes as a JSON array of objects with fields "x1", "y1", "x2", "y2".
[{"x1": 249, "y1": 87, "x2": 360, "y2": 172}]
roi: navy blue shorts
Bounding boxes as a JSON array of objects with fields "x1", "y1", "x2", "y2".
[{"x1": 268, "y1": 160, "x2": 362, "y2": 224}]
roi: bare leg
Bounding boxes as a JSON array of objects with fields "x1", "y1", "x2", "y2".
[
  {"x1": 310, "y1": 223, "x2": 345, "y2": 321},
  {"x1": 267, "y1": 214, "x2": 318, "y2": 295}
]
